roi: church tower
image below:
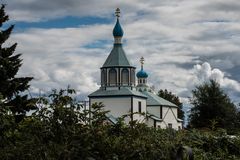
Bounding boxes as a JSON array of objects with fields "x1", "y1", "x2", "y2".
[
  {"x1": 101, "y1": 8, "x2": 136, "y2": 89},
  {"x1": 89, "y1": 8, "x2": 147, "y2": 123}
]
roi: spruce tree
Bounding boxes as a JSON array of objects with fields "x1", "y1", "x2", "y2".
[
  {"x1": 189, "y1": 80, "x2": 237, "y2": 132},
  {"x1": 0, "y1": 4, "x2": 35, "y2": 114}
]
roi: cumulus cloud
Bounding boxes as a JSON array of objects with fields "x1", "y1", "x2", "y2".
[
  {"x1": 193, "y1": 62, "x2": 240, "y2": 92},
  {"x1": 145, "y1": 61, "x2": 240, "y2": 105}
]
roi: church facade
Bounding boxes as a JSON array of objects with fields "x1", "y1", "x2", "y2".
[{"x1": 89, "y1": 8, "x2": 183, "y2": 130}]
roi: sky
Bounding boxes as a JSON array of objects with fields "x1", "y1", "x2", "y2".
[{"x1": 4, "y1": 0, "x2": 240, "y2": 112}]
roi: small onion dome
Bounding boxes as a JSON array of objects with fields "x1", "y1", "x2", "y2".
[
  {"x1": 136, "y1": 69, "x2": 148, "y2": 78},
  {"x1": 113, "y1": 18, "x2": 124, "y2": 37}
]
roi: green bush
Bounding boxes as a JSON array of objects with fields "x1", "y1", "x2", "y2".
[{"x1": 0, "y1": 88, "x2": 240, "y2": 160}]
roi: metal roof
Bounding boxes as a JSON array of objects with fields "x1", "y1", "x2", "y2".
[
  {"x1": 147, "y1": 113, "x2": 163, "y2": 121},
  {"x1": 142, "y1": 91, "x2": 178, "y2": 107},
  {"x1": 102, "y1": 44, "x2": 133, "y2": 68},
  {"x1": 89, "y1": 87, "x2": 147, "y2": 98}
]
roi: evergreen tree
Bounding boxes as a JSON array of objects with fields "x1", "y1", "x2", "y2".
[
  {"x1": 158, "y1": 89, "x2": 185, "y2": 121},
  {"x1": 189, "y1": 80, "x2": 237, "y2": 132},
  {"x1": 0, "y1": 4, "x2": 35, "y2": 114}
]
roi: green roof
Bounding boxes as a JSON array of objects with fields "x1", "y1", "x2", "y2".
[
  {"x1": 89, "y1": 87, "x2": 147, "y2": 98},
  {"x1": 147, "y1": 114, "x2": 163, "y2": 121},
  {"x1": 102, "y1": 44, "x2": 132, "y2": 68},
  {"x1": 142, "y1": 91, "x2": 178, "y2": 107}
]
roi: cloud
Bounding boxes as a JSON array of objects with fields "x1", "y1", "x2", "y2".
[
  {"x1": 3, "y1": 0, "x2": 240, "y2": 105},
  {"x1": 193, "y1": 62, "x2": 240, "y2": 91},
  {"x1": 5, "y1": 0, "x2": 147, "y2": 22},
  {"x1": 7, "y1": 0, "x2": 240, "y2": 23},
  {"x1": 10, "y1": 26, "x2": 113, "y2": 97},
  {"x1": 146, "y1": 61, "x2": 240, "y2": 105}
]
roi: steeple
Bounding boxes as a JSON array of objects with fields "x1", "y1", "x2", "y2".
[
  {"x1": 137, "y1": 57, "x2": 148, "y2": 79},
  {"x1": 100, "y1": 8, "x2": 136, "y2": 88},
  {"x1": 137, "y1": 57, "x2": 148, "y2": 87},
  {"x1": 102, "y1": 8, "x2": 132, "y2": 68}
]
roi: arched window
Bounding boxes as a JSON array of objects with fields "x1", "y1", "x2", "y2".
[
  {"x1": 121, "y1": 69, "x2": 129, "y2": 85},
  {"x1": 143, "y1": 79, "x2": 145, "y2": 83},
  {"x1": 101, "y1": 69, "x2": 106, "y2": 85},
  {"x1": 109, "y1": 68, "x2": 117, "y2": 85},
  {"x1": 131, "y1": 69, "x2": 135, "y2": 85}
]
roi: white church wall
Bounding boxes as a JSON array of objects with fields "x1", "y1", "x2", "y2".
[
  {"x1": 162, "y1": 107, "x2": 182, "y2": 130},
  {"x1": 132, "y1": 97, "x2": 146, "y2": 122},
  {"x1": 91, "y1": 97, "x2": 131, "y2": 122},
  {"x1": 146, "y1": 106, "x2": 182, "y2": 130}
]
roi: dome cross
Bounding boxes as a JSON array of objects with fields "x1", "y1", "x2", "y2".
[
  {"x1": 140, "y1": 57, "x2": 145, "y2": 70},
  {"x1": 115, "y1": 8, "x2": 120, "y2": 18}
]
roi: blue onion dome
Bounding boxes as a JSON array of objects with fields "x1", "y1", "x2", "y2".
[
  {"x1": 137, "y1": 69, "x2": 148, "y2": 78},
  {"x1": 113, "y1": 18, "x2": 124, "y2": 37}
]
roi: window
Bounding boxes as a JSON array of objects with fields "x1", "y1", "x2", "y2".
[
  {"x1": 109, "y1": 68, "x2": 117, "y2": 85},
  {"x1": 138, "y1": 101, "x2": 141, "y2": 113},
  {"x1": 168, "y1": 123, "x2": 172, "y2": 128},
  {"x1": 178, "y1": 126, "x2": 181, "y2": 130},
  {"x1": 160, "y1": 106, "x2": 162, "y2": 119},
  {"x1": 121, "y1": 69, "x2": 129, "y2": 85},
  {"x1": 101, "y1": 69, "x2": 106, "y2": 85},
  {"x1": 131, "y1": 69, "x2": 135, "y2": 85}
]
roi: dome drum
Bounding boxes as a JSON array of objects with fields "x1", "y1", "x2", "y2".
[{"x1": 101, "y1": 67, "x2": 135, "y2": 87}]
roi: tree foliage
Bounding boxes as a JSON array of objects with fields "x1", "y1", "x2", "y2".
[
  {"x1": 0, "y1": 4, "x2": 35, "y2": 114},
  {"x1": 0, "y1": 88, "x2": 239, "y2": 160},
  {"x1": 158, "y1": 89, "x2": 185, "y2": 121},
  {"x1": 189, "y1": 80, "x2": 238, "y2": 133}
]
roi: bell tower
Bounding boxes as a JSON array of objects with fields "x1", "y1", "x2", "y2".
[{"x1": 100, "y1": 8, "x2": 136, "y2": 90}]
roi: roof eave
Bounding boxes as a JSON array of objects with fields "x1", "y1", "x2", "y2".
[
  {"x1": 100, "y1": 66, "x2": 136, "y2": 69},
  {"x1": 89, "y1": 94, "x2": 147, "y2": 99}
]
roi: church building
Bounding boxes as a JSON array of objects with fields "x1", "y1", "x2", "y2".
[{"x1": 89, "y1": 8, "x2": 183, "y2": 129}]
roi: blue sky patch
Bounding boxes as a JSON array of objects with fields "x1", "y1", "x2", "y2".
[{"x1": 11, "y1": 16, "x2": 112, "y2": 31}]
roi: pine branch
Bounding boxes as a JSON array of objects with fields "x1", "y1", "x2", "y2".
[{"x1": 0, "y1": 25, "x2": 14, "y2": 45}]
